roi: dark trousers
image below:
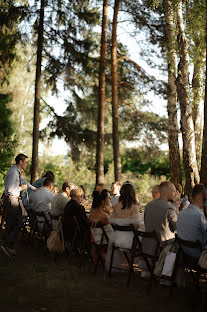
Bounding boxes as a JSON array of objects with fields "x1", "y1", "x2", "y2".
[{"x1": 3, "y1": 197, "x2": 23, "y2": 248}]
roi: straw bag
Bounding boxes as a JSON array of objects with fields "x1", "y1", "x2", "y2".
[
  {"x1": 47, "y1": 217, "x2": 64, "y2": 253},
  {"x1": 198, "y1": 249, "x2": 207, "y2": 270}
]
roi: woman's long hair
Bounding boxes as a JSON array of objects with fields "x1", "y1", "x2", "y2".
[
  {"x1": 92, "y1": 189, "x2": 109, "y2": 209},
  {"x1": 119, "y1": 183, "x2": 137, "y2": 209}
]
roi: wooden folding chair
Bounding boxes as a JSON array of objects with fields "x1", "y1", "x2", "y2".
[
  {"x1": 175, "y1": 234, "x2": 204, "y2": 289},
  {"x1": 68, "y1": 216, "x2": 91, "y2": 267},
  {"x1": 91, "y1": 221, "x2": 110, "y2": 274},
  {"x1": 108, "y1": 224, "x2": 136, "y2": 279},
  {"x1": 29, "y1": 210, "x2": 52, "y2": 244},
  {"x1": 127, "y1": 230, "x2": 160, "y2": 286}
]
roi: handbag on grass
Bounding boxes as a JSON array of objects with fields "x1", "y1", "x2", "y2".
[
  {"x1": 198, "y1": 249, "x2": 207, "y2": 270},
  {"x1": 47, "y1": 217, "x2": 64, "y2": 253}
]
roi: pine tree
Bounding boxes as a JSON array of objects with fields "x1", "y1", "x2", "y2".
[
  {"x1": 163, "y1": 0, "x2": 182, "y2": 185},
  {"x1": 31, "y1": 0, "x2": 45, "y2": 183},
  {"x1": 175, "y1": 0, "x2": 200, "y2": 195},
  {"x1": 96, "y1": 0, "x2": 108, "y2": 184},
  {"x1": 111, "y1": 0, "x2": 121, "y2": 181}
]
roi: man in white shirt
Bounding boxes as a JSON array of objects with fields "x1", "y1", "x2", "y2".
[{"x1": 1, "y1": 153, "x2": 38, "y2": 257}]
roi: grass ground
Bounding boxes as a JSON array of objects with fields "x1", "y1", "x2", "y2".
[{"x1": 0, "y1": 234, "x2": 207, "y2": 312}]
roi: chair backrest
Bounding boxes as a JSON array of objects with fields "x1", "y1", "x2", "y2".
[
  {"x1": 35, "y1": 211, "x2": 52, "y2": 229},
  {"x1": 175, "y1": 234, "x2": 202, "y2": 251},
  {"x1": 91, "y1": 221, "x2": 110, "y2": 244},
  {"x1": 136, "y1": 230, "x2": 160, "y2": 257},
  {"x1": 111, "y1": 223, "x2": 135, "y2": 232}
]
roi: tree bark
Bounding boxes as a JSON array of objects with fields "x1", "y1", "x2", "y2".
[
  {"x1": 163, "y1": 0, "x2": 182, "y2": 185},
  {"x1": 192, "y1": 60, "x2": 203, "y2": 165},
  {"x1": 175, "y1": 1, "x2": 200, "y2": 196},
  {"x1": 200, "y1": 0, "x2": 207, "y2": 183},
  {"x1": 31, "y1": 0, "x2": 45, "y2": 183},
  {"x1": 96, "y1": 0, "x2": 108, "y2": 184},
  {"x1": 111, "y1": 0, "x2": 121, "y2": 181}
]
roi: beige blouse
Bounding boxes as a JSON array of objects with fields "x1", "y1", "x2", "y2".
[{"x1": 111, "y1": 202, "x2": 140, "y2": 220}]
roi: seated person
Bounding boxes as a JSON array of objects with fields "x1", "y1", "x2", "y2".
[
  {"x1": 30, "y1": 178, "x2": 55, "y2": 225},
  {"x1": 53, "y1": 185, "x2": 59, "y2": 195},
  {"x1": 51, "y1": 181, "x2": 74, "y2": 217},
  {"x1": 63, "y1": 187, "x2": 89, "y2": 243},
  {"x1": 151, "y1": 185, "x2": 160, "y2": 200},
  {"x1": 143, "y1": 181, "x2": 177, "y2": 255},
  {"x1": 105, "y1": 183, "x2": 141, "y2": 271},
  {"x1": 177, "y1": 184, "x2": 207, "y2": 259},
  {"x1": 169, "y1": 183, "x2": 190, "y2": 214},
  {"x1": 90, "y1": 190, "x2": 114, "y2": 244},
  {"x1": 110, "y1": 181, "x2": 121, "y2": 207},
  {"x1": 22, "y1": 171, "x2": 54, "y2": 210},
  {"x1": 79, "y1": 184, "x2": 89, "y2": 210},
  {"x1": 95, "y1": 183, "x2": 107, "y2": 193}
]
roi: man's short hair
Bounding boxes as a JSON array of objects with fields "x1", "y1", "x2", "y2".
[
  {"x1": 192, "y1": 184, "x2": 204, "y2": 200},
  {"x1": 62, "y1": 181, "x2": 75, "y2": 191},
  {"x1": 44, "y1": 171, "x2": 54, "y2": 181},
  {"x1": 43, "y1": 178, "x2": 54, "y2": 187},
  {"x1": 70, "y1": 188, "x2": 83, "y2": 199},
  {"x1": 15, "y1": 153, "x2": 28, "y2": 164},
  {"x1": 159, "y1": 181, "x2": 174, "y2": 192}
]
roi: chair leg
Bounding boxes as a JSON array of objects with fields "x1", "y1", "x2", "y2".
[
  {"x1": 127, "y1": 252, "x2": 135, "y2": 287},
  {"x1": 94, "y1": 244, "x2": 105, "y2": 274},
  {"x1": 108, "y1": 244, "x2": 115, "y2": 277}
]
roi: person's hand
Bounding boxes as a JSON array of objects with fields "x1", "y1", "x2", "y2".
[
  {"x1": 21, "y1": 184, "x2": 27, "y2": 191},
  {"x1": 35, "y1": 188, "x2": 41, "y2": 191}
]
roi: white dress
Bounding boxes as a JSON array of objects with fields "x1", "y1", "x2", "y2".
[{"x1": 105, "y1": 204, "x2": 144, "y2": 272}]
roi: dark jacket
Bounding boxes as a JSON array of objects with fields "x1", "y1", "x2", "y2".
[{"x1": 63, "y1": 198, "x2": 88, "y2": 241}]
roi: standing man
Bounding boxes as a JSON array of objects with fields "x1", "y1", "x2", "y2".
[{"x1": 1, "y1": 153, "x2": 38, "y2": 256}]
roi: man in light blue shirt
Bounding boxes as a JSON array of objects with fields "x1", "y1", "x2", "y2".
[
  {"x1": 22, "y1": 171, "x2": 54, "y2": 210},
  {"x1": 1, "y1": 153, "x2": 38, "y2": 257},
  {"x1": 177, "y1": 184, "x2": 207, "y2": 259},
  {"x1": 30, "y1": 178, "x2": 55, "y2": 223}
]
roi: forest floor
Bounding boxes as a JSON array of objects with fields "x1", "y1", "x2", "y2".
[{"x1": 0, "y1": 235, "x2": 207, "y2": 312}]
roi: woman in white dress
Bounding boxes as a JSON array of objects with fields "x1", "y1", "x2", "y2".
[{"x1": 106, "y1": 183, "x2": 142, "y2": 272}]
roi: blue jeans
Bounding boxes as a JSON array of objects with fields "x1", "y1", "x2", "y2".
[{"x1": 3, "y1": 197, "x2": 23, "y2": 248}]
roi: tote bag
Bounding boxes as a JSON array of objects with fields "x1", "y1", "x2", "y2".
[{"x1": 47, "y1": 217, "x2": 64, "y2": 253}]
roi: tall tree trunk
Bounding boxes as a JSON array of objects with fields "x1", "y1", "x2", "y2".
[
  {"x1": 111, "y1": 0, "x2": 121, "y2": 181},
  {"x1": 192, "y1": 60, "x2": 203, "y2": 165},
  {"x1": 200, "y1": 0, "x2": 207, "y2": 183},
  {"x1": 31, "y1": 0, "x2": 45, "y2": 183},
  {"x1": 163, "y1": 0, "x2": 182, "y2": 185},
  {"x1": 96, "y1": 0, "x2": 108, "y2": 185},
  {"x1": 175, "y1": 1, "x2": 200, "y2": 196}
]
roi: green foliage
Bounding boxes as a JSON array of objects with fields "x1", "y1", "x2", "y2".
[
  {"x1": 121, "y1": 147, "x2": 170, "y2": 177},
  {"x1": 0, "y1": 0, "x2": 27, "y2": 83},
  {"x1": 0, "y1": 93, "x2": 17, "y2": 194},
  {"x1": 22, "y1": 154, "x2": 166, "y2": 205}
]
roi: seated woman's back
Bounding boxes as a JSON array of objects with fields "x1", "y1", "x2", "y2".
[
  {"x1": 90, "y1": 207, "x2": 109, "y2": 225},
  {"x1": 111, "y1": 201, "x2": 139, "y2": 220}
]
